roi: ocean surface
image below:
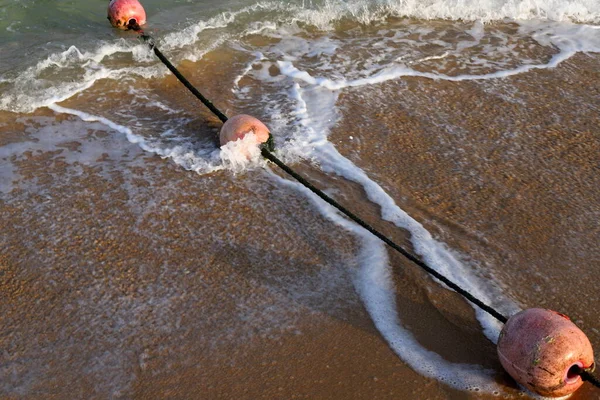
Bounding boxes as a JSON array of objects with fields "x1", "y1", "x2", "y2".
[{"x1": 1, "y1": 1, "x2": 599, "y2": 398}]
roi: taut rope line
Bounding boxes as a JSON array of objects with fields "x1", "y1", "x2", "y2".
[
  {"x1": 128, "y1": 23, "x2": 599, "y2": 389},
  {"x1": 137, "y1": 31, "x2": 228, "y2": 123},
  {"x1": 129, "y1": 22, "x2": 508, "y2": 323},
  {"x1": 259, "y1": 148, "x2": 509, "y2": 323}
]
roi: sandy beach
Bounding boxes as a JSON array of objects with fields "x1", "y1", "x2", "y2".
[
  {"x1": 2, "y1": 48, "x2": 599, "y2": 399},
  {"x1": 2, "y1": 1, "x2": 600, "y2": 398}
]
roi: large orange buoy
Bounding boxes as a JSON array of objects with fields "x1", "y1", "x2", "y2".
[
  {"x1": 219, "y1": 115, "x2": 270, "y2": 147},
  {"x1": 107, "y1": 0, "x2": 147, "y2": 30},
  {"x1": 497, "y1": 308, "x2": 595, "y2": 397}
]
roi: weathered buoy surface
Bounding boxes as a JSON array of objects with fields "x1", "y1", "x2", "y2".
[
  {"x1": 219, "y1": 115, "x2": 270, "y2": 147},
  {"x1": 497, "y1": 308, "x2": 595, "y2": 397},
  {"x1": 107, "y1": 0, "x2": 147, "y2": 30}
]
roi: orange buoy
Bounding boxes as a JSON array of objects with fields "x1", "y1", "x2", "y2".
[
  {"x1": 107, "y1": 0, "x2": 147, "y2": 30},
  {"x1": 497, "y1": 308, "x2": 595, "y2": 397},
  {"x1": 219, "y1": 115, "x2": 270, "y2": 147}
]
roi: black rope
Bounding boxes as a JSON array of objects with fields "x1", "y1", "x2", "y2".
[
  {"x1": 577, "y1": 366, "x2": 600, "y2": 389},
  {"x1": 130, "y1": 25, "x2": 279, "y2": 151},
  {"x1": 150, "y1": 43, "x2": 229, "y2": 123},
  {"x1": 130, "y1": 23, "x2": 228, "y2": 123},
  {"x1": 132, "y1": 27, "x2": 510, "y2": 323},
  {"x1": 261, "y1": 148, "x2": 508, "y2": 323},
  {"x1": 125, "y1": 26, "x2": 600, "y2": 388}
]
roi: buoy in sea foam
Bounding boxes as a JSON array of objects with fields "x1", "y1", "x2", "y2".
[
  {"x1": 107, "y1": 0, "x2": 147, "y2": 30},
  {"x1": 219, "y1": 115, "x2": 270, "y2": 147},
  {"x1": 497, "y1": 308, "x2": 595, "y2": 397}
]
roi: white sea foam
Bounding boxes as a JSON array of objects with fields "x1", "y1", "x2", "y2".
[
  {"x1": 251, "y1": 20, "x2": 598, "y2": 349},
  {"x1": 2, "y1": 1, "x2": 599, "y2": 114},
  {"x1": 47, "y1": 104, "x2": 265, "y2": 177},
  {"x1": 4, "y1": 0, "x2": 600, "y2": 394},
  {"x1": 289, "y1": 77, "x2": 516, "y2": 339},
  {"x1": 237, "y1": 0, "x2": 600, "y2": 30},
  {"x1": 275, "y1": 21, "x2": 600, "y2": 89},
  {"x1": 47, "y1": 104, "x2": 219, "y2": 172},
  {"x1": 220, "y1": 13, "x2": 596, "y2": 389},
  {"x1": 0, "y1": 41, "x2": 161, "y2": 113},
  {"x1": 0, "y1": 3, "x2": 273, "y2": 113},
  {"x1": 316, "y1": 141, "x2": 518, "y2": 339},
  {"x1": 252, "y1": 31, "x2": 525, "y2": 392},
  {"x1": 0, "y1": 114, "x2": 148, "y2": 195},
  {"x1": 362, "y1": 0, "x2": 600, "y2": 23},
  {"x1": 219, "y1": 132, "x2": 266, "y2": 172},
  {"x1": 252, "y1": 19, "x2": 598, "y2": 344},
  {"x1": 271, "y1": 172, "x2": 507, "y2": 394}
]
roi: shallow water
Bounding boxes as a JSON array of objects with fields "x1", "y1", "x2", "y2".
[{"x1": 1, "y1": 1, "x2": 599, "y2": 398}]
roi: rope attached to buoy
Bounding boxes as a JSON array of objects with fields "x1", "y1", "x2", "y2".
[
  {"x1": 259, "y1": 148, "x2": 509, "y2": 324},
  {"x1": 125, "y1": 21, "x2": 599, "y2": 391},
  {"x1": 578, "y1": 365, "x2": 600, "y2": 387},
  {"x1": 131, "y1": 23, "x2": 275, "y2": 152},
  {"x1": 133, "y1": 27, "x2": 228, "y2": 123},
  {"x1": 130, "y1": 22, "x2": 509, "y2": 323}
]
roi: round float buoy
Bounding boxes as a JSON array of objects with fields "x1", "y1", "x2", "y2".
[
  {"x1": 497, "y1": 308, "x2": 595, "y2": 397},
  {"x1": 107, "y1": 0, "x2": 147, "y2": 30},
  {"x1": 219, "y1": 115, "x2": 270, "y2": 147}
]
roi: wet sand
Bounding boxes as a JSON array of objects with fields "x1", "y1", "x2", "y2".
[
  {"x1": 1, "y1": 50, "x2": 600, "y2": 400},
  {"x1": 332, "y1": 51, "x2": 600, "y2": 398}
]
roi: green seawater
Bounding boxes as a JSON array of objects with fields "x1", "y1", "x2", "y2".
[{"x1": 0, "y1": 0, "x2": 268, "y2": 72}]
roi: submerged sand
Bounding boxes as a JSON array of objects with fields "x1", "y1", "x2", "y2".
[{"x1": 1, "y1": 48, "x2": 599, "y2": 400}]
